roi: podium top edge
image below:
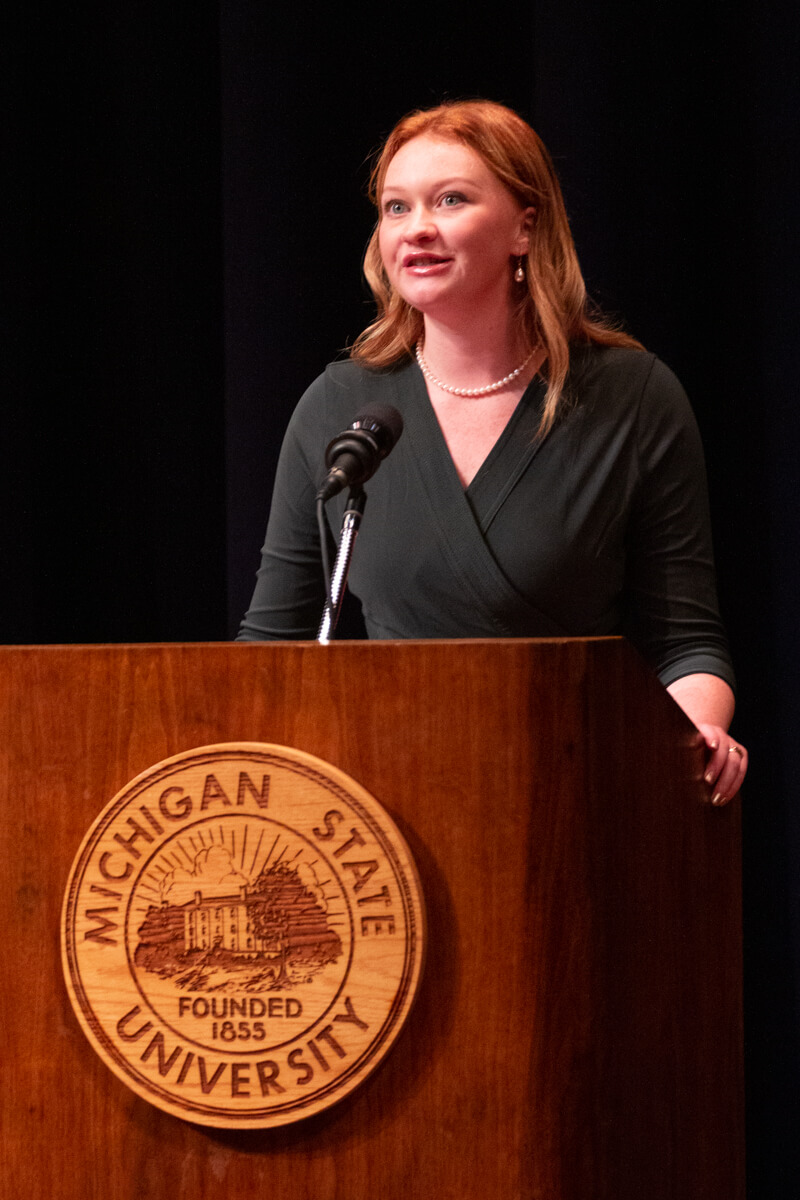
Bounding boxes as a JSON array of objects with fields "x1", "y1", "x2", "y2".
[{"x1": 0, "y1": 636, "x2": 626, "y2": 652}]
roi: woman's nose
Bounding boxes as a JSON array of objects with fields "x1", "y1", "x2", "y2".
[{"x1": 406, "y1": 205, "x2": 436, "y2": 240}]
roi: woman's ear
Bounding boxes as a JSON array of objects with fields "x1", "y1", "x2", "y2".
[{"x1": 515, "y1": 206, "x2": 536, "y2": 254}]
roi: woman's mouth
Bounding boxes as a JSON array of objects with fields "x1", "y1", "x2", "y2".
[{"x1": 403, "y1": 254, "x2": 452, "y2": 272}]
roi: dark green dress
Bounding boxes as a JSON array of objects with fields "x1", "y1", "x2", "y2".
[{"x1": 238, "y1": 346, "x2": 734, "y2": 690}]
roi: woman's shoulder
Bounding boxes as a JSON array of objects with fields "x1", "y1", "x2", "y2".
[
  {"x1": 289, "y1": 356, "x2": 418, "y2": 438},
  {"x1": 322, "y1": 355, "x2": 415, "y2": 390},
  {"x1": 568, "y1": 344, "x2": 691, "y2": 422},
  {"x1": 295, "y1": 356, "x2": 413, "y2": 407},
  {"x1": 570, "y1": 342, "x2": 671, "y2": 385}
]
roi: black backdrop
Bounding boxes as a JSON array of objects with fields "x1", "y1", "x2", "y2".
[{"x1": 7, "y1": 4, "x2": 799, "y2": 1194}]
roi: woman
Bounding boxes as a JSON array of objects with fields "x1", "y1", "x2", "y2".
[{"x1": 239, "y1": 99, "x2": 748, "y2": 804}]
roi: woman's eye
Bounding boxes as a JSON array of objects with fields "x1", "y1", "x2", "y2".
[
  {"x1": 441, "y1": 193, "x2": 465, "y2": 208},
  {"x1": 384, "y1": 200, "x2": 407, "y2": 216}
]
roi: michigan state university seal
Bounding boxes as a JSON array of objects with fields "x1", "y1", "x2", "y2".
[{"x1": 61, "y1": 743, "x2": 425, "y2": 1128}]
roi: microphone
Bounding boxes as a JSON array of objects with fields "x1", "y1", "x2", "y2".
[{"x1": 317, "y1": 404, "x2": 404, "y2": 502}]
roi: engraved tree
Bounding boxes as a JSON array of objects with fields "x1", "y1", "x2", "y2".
[
  {"x1": 249, "y1": 861, "x2": 341, "y2": 988},
  {"x1": 134, "y1": 904, "x2": 188, "y2": 973},
  {"x1": 250, "y1": 893, "x2": 290, "y2": 986},
  {"x1": 249, "y1": 863, "x2": 303, "y2": 987}
]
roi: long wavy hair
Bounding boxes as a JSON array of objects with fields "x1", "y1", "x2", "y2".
[{"x1": 350, "y1": 100, "x2": 643, "y2": 435}]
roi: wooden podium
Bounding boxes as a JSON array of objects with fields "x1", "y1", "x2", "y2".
[{"x1": 0, "y1": 639, "x2": 743, "y2": 1200}]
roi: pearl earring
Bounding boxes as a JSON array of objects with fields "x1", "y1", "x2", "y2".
[{"x1": 514, "y1": 257, "x2": 525, "y2": 283}]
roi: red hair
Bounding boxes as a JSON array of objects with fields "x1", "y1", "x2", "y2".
[{"x1": 350, "y1": 100, "x2": 642, "y2": 434}]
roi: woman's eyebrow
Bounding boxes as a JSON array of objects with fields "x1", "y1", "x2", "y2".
[{"x1": 381, "y1": 175, "x2": 477, "y2": 195}]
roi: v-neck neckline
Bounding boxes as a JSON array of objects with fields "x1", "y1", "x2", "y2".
[
  {"x1": 465, "y1": 376, "x2": 547, "y2": 525},
  {"x1": 405, "y1": 361, "x2": 548, "y2": 528},
  {"x1": 381, "y1": 360, "x2": 569, "y2": 637}
]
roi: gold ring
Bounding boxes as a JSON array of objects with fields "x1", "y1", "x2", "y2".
[{"x1": 728, "y1": 745, "x2": 743, "y2": 757}]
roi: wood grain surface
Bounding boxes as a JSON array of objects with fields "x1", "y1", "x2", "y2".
[{"x1": 0, "y1": 639, "x2": 743, "y2": 1200}]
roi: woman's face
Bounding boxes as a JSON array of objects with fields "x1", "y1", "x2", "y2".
[{"x1": 377, "y1": 134, "x2": 532, "y2": 321}]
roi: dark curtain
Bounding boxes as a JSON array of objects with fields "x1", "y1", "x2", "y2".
[
  {"x1": 5, "y1": 7, "x2": 226, "y2": 641},
  {"x1": 6, "y1": 4, "x2": 799, "y2": 1194}
]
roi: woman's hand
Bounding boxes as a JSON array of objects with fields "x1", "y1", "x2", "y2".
[
  {"x1": 666, "y1": 673, "x2": 748, "y2": 805},
  {"x1": 694, "y1": 724, "x2": 748, "y2": 806}
]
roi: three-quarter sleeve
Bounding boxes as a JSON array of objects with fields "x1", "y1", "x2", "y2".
[
  {"x1": 237, "y1": 379, "x2": 329, "y2": 641},
  {"x1": 622, "y1": 356, "x2": 735, "y2": 690}
]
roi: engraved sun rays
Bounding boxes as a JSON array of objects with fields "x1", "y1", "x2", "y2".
[{"x1": 132, "y1": 818, "x2": 341, "y2": 923}]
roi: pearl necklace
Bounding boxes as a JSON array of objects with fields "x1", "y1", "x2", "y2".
[{"x1": 415, "y1": 342, "x2": 535, "y2": 398}]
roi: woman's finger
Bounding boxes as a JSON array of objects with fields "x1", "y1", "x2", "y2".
[{"x1": 697, "y1": 725, "x2": 748, "y2": 805}]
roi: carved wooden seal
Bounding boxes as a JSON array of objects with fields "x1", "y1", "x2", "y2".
[{"x1": 61, "y1": 743, "x2": 425, "y2": 1128}]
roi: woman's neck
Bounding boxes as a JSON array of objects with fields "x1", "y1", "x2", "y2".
[{"x1": 419, "y1": 311, "x2": 533, "y2": 392}]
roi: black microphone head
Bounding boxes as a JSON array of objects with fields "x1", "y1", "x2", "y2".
[
  {"x1": 349, "y1": 405, "x2": 404, "y2": 459},
  {"x1": 318, "y1": 404, "x2": 404, "y2": 501}
]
